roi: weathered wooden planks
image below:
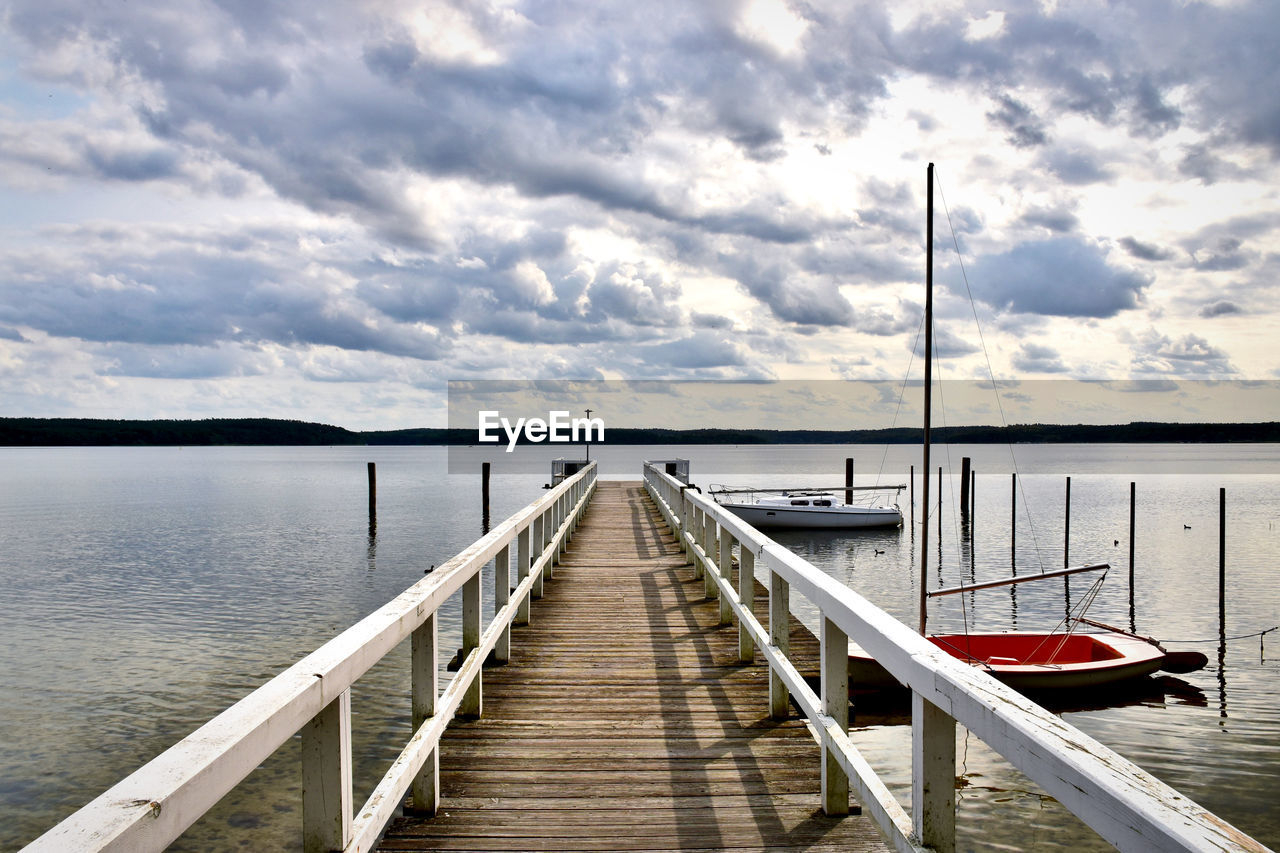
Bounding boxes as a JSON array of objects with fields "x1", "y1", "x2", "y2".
[{"x1": 376, "y1": 481, "x2": 884, "y2": 853}]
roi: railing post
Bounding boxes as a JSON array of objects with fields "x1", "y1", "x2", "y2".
[
  {"x1": 737, "y1": 542, "x2": 754, "y2": 663},
  {"x1": 411, "y1": 613, "x2": 439, "y2": 815},
  {"x1": 543, "y1": 504, "x2": 555, "y2": 580},
  {"x1": 702, "y1": 512, "x2": 717, "y2": 600},
  {"x1": 495, "y1": 543, "x2": 511, "y2": 663},
  {"x1": 563, "y1": 489, "x2": 571, "y2": 538},
  {"x1": 681, "y1": 491, "x2": 693, "y2": 565},
  {"x1": 692, "y1": 506, "x2": 705, "y2": 579},
  {"x1": 718, "y1": 530, "x2": 734, "y2": 626},
  {"x1": 532, "y1": 514, "x2": 545, "y2": 599},
  {"x1": 461, "y1": 572, "x2": 482, "y2": 717},
  {"x1": 821, "y1": 617, "x2": 849, "y2": 815},
  {"x1": 912, "y1": 694, "x2": 956, "y2": 853},
  {"x1": 768, "y1": 561, "x2": 790, "y2": 719},
  {"x1": 554, "y1": 493, "x2": 565, "y2": 564},
  {"x1": 516, "y1": 525, "x2": 531, "y2": 625},
  {"x1": 302, "y1": 689, "x2": 353, "y2": 853}
]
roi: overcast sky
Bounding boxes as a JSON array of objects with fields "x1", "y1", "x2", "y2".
[{"x1": 1, "y1": 0, "x2": 1277, "y2": 429}]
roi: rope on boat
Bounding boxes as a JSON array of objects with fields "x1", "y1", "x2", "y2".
[{"x1": 1154, "y1": 626, "x2": 1278, "y2": 644}]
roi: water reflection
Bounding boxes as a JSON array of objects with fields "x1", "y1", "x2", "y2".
[
  {"x1": 5, "y1": 445, "x2": 1280, "y2": 850},
  {"x1": 850, "y1": 674, "x2": 1208, "y2": 727},
  {"x1": 1219, "y1": 628, "x2": 1230, "y2": 729}
]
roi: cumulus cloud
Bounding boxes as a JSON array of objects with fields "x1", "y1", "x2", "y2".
[
  {"x1": 0, "y1": 0, "x2": 1276, "y2": 422},
  {"x1": 641, "y1": 332, "x2": 746, "y2": 370},
  {"x1": 1189, "y1": 237, "x2": 1253, "y2": 272},
  {"x1": 964, "y1": 237, "x2": 1149, "y2": 318},
  {"x1": 1118, "y1": 236, "x2": 1174, "y2": 262},
  {"x1": 1200, "y1": 300, "x2": 1242, "y2": 318},
  {"x1": 1013, "y1": 342, "x2": 1068, "y2": 374},
  {"x1": 987, "y1": 93, "x2": 1049, "y2": 148},
  {"x1": 1131, "y1": 328, "x2": 1236, "y2": 376},
  {"x1": 1022, "y1": 204, "x2": 1080, "y2": 234},
  {"x1": 1039, "y1": 145, "x2": 1115, "y2": 185}
]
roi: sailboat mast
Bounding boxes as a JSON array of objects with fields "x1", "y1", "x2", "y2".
[{"x1": 919, "y1": 163, "x2": 934, "y2": 635}]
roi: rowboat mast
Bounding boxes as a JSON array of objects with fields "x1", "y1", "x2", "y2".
[{"x1": 919, "y1": 162, "x2": 934, "y2": 635}]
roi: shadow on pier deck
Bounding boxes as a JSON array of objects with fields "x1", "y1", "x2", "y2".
[{"x1": 377, "y1": 480, "x2": 885, "y2": 852}]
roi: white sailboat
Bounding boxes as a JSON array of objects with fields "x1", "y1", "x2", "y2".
[{"x1": 710, "y1": 484, "x2": 904, "y2": 530}]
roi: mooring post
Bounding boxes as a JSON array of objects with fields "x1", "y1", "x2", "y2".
[
  {"x1": 969, "y1": 469, "x2": 976, "y2": 539},
  {"x1": 845, "y1": 457, "x2": 854, "y2": 505},
  {"x1": 367, "y1": 462, "x2": 376, "y2": 525},
  {"x1": 481, "y1": 462, "x2": 491, "y2": 532},
  {"x1": 960, "y1": 457, "x2": 971, "y2": 526},
  {"x1": 1129, "y1": 482, "x2": 1137, "y2": 632},
  {"x1": 937, "y1": 466, "x2": 942, "y2": 542},
  {"x1": 1064, "y1": 476, "x2": 1071, "y2": 567},
  {"x1": 1219, "y1": 487, "x2": 1227, "y2": 620},
  {"x1": 910, "y1": 465, "x2": 915, "y2": 525},
  {"x1": 1010, "y1": 472, "x2": 1017, "y2": 559},
  {"x1": 1064, "y1": 476, "x2": 1072, "y2": 608}
]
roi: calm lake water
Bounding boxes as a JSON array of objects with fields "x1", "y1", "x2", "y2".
[{"x1": 2, "y1": 444, "x2": 1278, "y2": 851}]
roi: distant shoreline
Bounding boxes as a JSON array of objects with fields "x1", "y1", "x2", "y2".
[{"x1": 1, "y1": 417, "x2": 1278, "y2": 446}]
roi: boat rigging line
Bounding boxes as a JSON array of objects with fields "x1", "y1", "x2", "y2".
[{"x1": 935, "y1": 169, "x2": 1047, "y2": 576}]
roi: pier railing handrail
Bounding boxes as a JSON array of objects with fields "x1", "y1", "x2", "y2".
[
  {"x1": 643, "y1": 462, "x2": 1265, "y2": 853},
  {"x1": 24, "y1": 462, "x2": 598, "y2": 853}
]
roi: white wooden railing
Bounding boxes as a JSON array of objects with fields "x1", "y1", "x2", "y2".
[
  {"x1": 24, "y1": 463, "x2": 597, "y2": 853},
  {"x1": 644, "y1": 463, "x2": 1267, "y2": 853}
]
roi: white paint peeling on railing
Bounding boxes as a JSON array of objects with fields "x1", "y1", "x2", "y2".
[
  {"x1": 643, "y1": 462, "x2": 1270, "y2": 853},
  {"x1": 22, "y1": 463, "x2": 597, "y2": 853}
]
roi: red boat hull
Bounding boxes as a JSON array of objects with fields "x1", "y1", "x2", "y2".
[{"x1": 849, "y1": 632, "x2": 1168, "y2": 691}]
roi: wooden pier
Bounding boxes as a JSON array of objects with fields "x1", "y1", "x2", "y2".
[
  {"x1": 25, "y1": 461, "x2": 1268, "y2": 853},
  {"x1": 377, "y1": 481, "x2": 884, "y2": 852}
]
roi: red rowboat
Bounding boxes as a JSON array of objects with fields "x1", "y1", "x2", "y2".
[
  {"x1": 849, "y1": 630, "x2": 1183, "y2": 692},
  {"x1": 928, "y1": 631, "x2": 1168, "y2": 690}
]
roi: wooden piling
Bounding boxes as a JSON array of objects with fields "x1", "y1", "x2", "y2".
[
  {"x1": 1128, "y1": 482, "x2": 1136, "y2": 632},
  {"x1": 482, "y1": 462, "x2": 491, "y2": 532},
  {"x1": 960, "y1": 457, "x2": 971, "y2": 524},
  {"x1": 937, "y1": 466, "x2": 942, "y2": 542},
  {"x1": 1064, "y1": 476, "x2": 1072, "y2": 607},
  {"x1": 845, "y1": 457, "x2": 854, "y2": 506},
  {"x1": 1219, "y1": 487, "x2": 1227, "y2": 620},
  {"x1": 367, "y1": 462, "x2": 377, "y2": 529},
  {"x1": 1010, "y1": 473, "x2": 1016, "y2": 557},
  {"x1": 1064, "y1": 476, "x2": 1071, "y2": 568},
  {"x1": 969, "y1": 469, "x2": 976, "y2": 539}
]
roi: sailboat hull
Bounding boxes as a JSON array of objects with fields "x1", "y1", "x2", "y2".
[
  {"x1": 850, "y1": 632, "x2": 1168, "y2": 692},
  {"x1": 719, "y1": 503, "x2": 902, "y2": 529}
]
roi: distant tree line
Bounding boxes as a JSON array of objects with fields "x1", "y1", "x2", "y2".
[
  {"x1": 1, "y1": 417, "x2": 1277, "y2": 446},
  {"x1": 0, "y1": 418, "x2": 368, "y2": 446}
]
